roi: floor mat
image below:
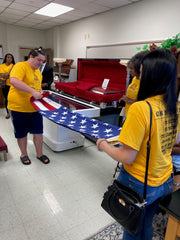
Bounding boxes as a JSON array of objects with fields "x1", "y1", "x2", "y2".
[{"x1": 85, "y1": 212, "x2": 168, "y2": 240}]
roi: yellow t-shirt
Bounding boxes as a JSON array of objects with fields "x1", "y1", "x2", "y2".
[
  {"x1": 118, "y1": 95, "x2": 180, "y2": 187},
  {"x1": 125, "y1": 76, "x2": 140, "y2": 116},
  {"x1": 8, "y1": 61, "x2": 42, "y2": 112},
  {"x1": 0, "y1": 63, "x2": 14, "y2": 86}
]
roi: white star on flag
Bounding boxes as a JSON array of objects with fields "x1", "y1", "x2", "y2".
[
  {"x1": 104, "y1": 128, "x2": 112, "y2": 133},
  {"x1": 92, "y1": 124, "x2": 99, "y2": 129},
  {"x1": 80, "y1": 119, "x2": 87, "y2": 124},
  {"x1": 62, "y1": 111, "x2": 68, "y2": 115}
]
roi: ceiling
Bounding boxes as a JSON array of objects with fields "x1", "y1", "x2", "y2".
[{"x1": 0, "y1": 0, "x2": 142, "y2": 30}]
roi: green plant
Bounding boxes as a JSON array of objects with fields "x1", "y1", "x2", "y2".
[{"x1": 136, "y1": 33, "x2": 180, "y2": 57}]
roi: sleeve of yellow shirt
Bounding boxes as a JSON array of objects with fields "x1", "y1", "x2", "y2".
[
  {"x1": 118, "y1": 101, "x2": 148, "y2": 151},
  {"x1": 10, "y1": 62, "x2": 26, "y2": 80}
]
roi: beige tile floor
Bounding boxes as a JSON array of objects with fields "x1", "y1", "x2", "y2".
[{"x1": 0, "y1": 108, "x2": 116, "y2": 240}]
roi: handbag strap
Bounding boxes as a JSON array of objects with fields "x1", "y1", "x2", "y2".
[
  {"x1": 143, "y1": 101, "x2": 152, "y2": 199},
  {"x1": 113, "y1": 101, "x2": 152, "y2": 200},
  {"x1": 113, "y1": 162, "x2": 121, "y2": 179},
  {"x1": 8, "y1": 64, "x2": 14, "y2": 74}
]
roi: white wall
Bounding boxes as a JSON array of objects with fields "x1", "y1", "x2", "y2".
[
  {"x1": 0, "y1": 23, "x2": 46, "y2": 62},
  {"x1": 0, "y1": 23, "x2": 8, "y2": 57},
  {"x1": 55, "y1": 0, "x2": 180, "y2": 64},
  {"x1": 0, "y1": 0, "x2": 179, "y2": 69}
]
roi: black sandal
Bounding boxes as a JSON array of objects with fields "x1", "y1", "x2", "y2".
[
  {"x1": 20, "y1": 155, "x2": 31, "y2": 165},
  {"x1": 37, "y1": 155, "x2": 50, "y2": 164}
]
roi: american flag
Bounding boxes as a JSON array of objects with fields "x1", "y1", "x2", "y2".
[{"x1": 30, "y1": 93, "x2": 121, "y2": 140}]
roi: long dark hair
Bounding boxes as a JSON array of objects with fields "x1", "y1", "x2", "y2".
[
  {"x1": 128, "y1": 50, "x2": 149, "y2": 77},
  {"x1": 138, "y1": 49, "x2": 177, "y2": 115},
  {"x1": 3, "y1": 53, "x2": 15, "y2": 64}
]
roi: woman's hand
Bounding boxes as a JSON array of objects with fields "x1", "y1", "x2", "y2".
[
  {"x1": 120, "y1": 95, "x2": 128, "y2": 102},
  {"x1": 0, "y1": 73, "x2": 9, "y2": 79},
  {"x1": 3, "y1": 73, "x2": 9, "y2": 79},
  {"x1": 120, "y1": 95, "x2": 135, "y2": 104},
  {"x1": 31, "y1": 90, "x2": 43, "y2": 100},
  {"x1": 96, "y1": 138, "x2": 108, "y2": 151},
  {"x1": 41, "y1": 83, "x2": 48, "y2": 88}
]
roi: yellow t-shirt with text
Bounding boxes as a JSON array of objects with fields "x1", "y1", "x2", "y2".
[
  {"x1": 125, "y1": 76, "x2": 140, "y2": 116},
  {"x1": 0, "y1": 63, "x2": 14, "y2": 86},
  {"x1": 8, "y1": 61, "x2": 42, "y2": 112},
  {"x1": 118, "y1": 95, "x2": 180, "y2": 187}
]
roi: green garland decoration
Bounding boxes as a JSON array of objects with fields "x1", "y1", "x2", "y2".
[
  {"x1": 136, "y1": 33, "x2": 180, "y2": 55},
  {"x1": 161, "y1": 33, "x2": 180, "y2": 50}
]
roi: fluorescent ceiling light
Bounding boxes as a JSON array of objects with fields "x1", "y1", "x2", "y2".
[{"x1": 35, "y1": 3, "x2": 74, "y2": 17}]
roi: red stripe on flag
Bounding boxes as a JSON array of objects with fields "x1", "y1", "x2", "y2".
[
  {"x1": 30, "y1": 100, "x2": 40, "y2": 110},
  {"x1": 30, "y1": 92, "x2": 56, "y2": 111},
  {"x1": 38, "y1": 98, "x2": 57, "y2": 111}
]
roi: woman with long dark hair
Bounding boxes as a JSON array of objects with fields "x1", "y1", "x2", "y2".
[
  {"x1": 0, "y1": 53, "x2": 15, "y2": 119},
  {"x1": 96, "y1": 49, "x2": 180, "y2": 239}
]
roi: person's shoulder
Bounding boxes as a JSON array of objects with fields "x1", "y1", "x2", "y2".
[
  {"x1": 46, "y1": 64, "x2": 53, "y2": 70},
  {"x1": 14, "y1": 61, "x2": 26, "y2": 66},
  {"x1": 0, "y1": 63, "x2": 7, "y2": 68},
  {"x1": 0, "y1": 63, "x2": 4, "y2": 69},
  {"x1": 129, "y1": 100, "x2": 150, "y2": 117},
  {"x1": 13, "y1": 61, "x2": 29, "y2": 71},
  {"x1": 133, "y1": 76, "x2": 140, "y2": 83},
  {"x1": 131, "y1": 100, "x2": 148, "y2": 109},
  {"x1": 45, "y1": 65, "x2": 53, "y2": 74}
]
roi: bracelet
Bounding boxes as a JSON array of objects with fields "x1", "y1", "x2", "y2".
[
  {"x1": 97, "y1": 139, "x2": 107, "y2": 151},
  {"x1": 173, "y1": 182, "x2": 180, "y2": 187}
]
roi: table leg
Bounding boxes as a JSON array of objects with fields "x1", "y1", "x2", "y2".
[
  {"x1": 3, "y1": 150, "x2": 7, "y2": 161},
  {"x1": 165, "y1": 215, "x2": 180, "y2": 240}
]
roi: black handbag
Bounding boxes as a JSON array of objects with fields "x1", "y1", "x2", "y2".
[{"x1": 101, "y1": 101, "x2": 152, "y2": 236}]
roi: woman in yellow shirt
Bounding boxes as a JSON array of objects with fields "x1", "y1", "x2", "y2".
[
  {"x1": 97, "y1": 49, "x2": 180, "y2": 240},
  {"x1": 120, "y1": 51, "x2": 149, "y2": 116},
  {"x1": 0, "y1": 53, "x2": 15, "y2": 119},
  {"x1": 8, "y1": 48, "x2": 50, "y2": 165}
]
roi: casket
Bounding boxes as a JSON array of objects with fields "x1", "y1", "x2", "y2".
[
  {"x1": 41, "y1": 91, "x2": 100, "y2": 151},
  {"x1": 55, "y1": 58, "x2": 127, "y2": 105}
]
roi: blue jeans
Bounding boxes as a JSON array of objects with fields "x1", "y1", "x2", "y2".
[
  {"x1": 117, "y1": 165, "x2": 173, "y2": 240},
  {"x1": 172, "y1": 155, "x2": 180, "y2": 174}
]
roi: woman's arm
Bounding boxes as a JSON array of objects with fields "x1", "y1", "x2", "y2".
[
  {"x1": 120, "y1": 95, "x2": 135, "y2": 104},
  {"x1": 96, "y1": 138, "x2": 137, "y2": 165},
  {"x1": 10, "y1": 77, "x2": 43, "y2": 100},
  {"x1": 172, "y1": 133, "x2": 180, "y2": 155},
  {"x1": 172, "y1": 133, "x2": 180, "y2": 191}
]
